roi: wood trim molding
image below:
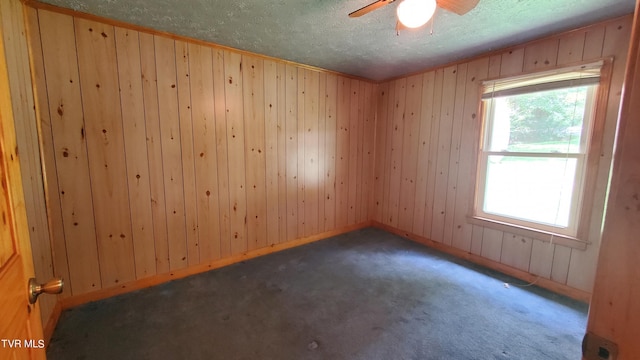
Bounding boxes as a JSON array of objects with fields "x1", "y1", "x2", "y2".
[
  {"x1": 22, "y1": 0, "x2": 376, "y2": 84},
  {"x1": 59, "y1": 221, "x2": 373, "y2": 310},
  {"x1": 372, "y1": 221, "x2": 592, "y2": 303}
]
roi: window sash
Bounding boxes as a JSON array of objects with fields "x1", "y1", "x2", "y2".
[
  {"x1": 481, "y1": 85, "x2": 597, "y2": 155},
  {"x1": 476, "y1": 152, "x2": 586, "y2": 236},
  {"x1": 475, "y1": 81, "x2": 598, "y2": 237}
]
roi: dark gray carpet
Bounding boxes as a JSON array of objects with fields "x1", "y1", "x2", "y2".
[{"x1": 47, "y1": 228, "x2": 588, "y2": 360}]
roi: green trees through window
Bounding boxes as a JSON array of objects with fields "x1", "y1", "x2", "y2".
[{"x1": 506, "y1": 87, "x2": 588, "y2": 152}]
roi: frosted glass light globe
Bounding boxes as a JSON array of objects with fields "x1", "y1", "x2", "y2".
[{"x1": 396, "y1": 0, "x2": 437, "y2": 29}]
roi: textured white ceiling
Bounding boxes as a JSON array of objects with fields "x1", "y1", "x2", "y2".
[{"x1": 39, "y1": 0, "x2": 636, "y2": 80}]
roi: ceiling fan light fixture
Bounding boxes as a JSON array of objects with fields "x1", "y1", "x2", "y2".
[{"x1": 396, "y1": 0, "x2": 437, "y2": 28}]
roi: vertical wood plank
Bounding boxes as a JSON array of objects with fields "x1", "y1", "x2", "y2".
[
  {"x1": 223, "y1": 50, "x2": 247, "y2": 255},
  {"x1": 488, "y1": 54, "x2": 502, "y2": 78},
  {"x1": 276, "y1": 63, "x2": 288, "y2": 242},
  {"x1": 75, "y1": 18, "x2": 136, "y2": 286},
  {"x1": 114, "y1": 27, "x2": 156, "y2": 278},
  {"x1": 304, "y1": 69, "x2": 320, "y2": 235},
  {"x1": 297, "y1": 69, "x2": 306, "y2": 235},
  {"x1": 243, "y1": 55, "x2": 267, "y2": 250},
  {"x1": 212, "y1": 49, "x2": 231, "y2": 257},
  {"x1": 190, "y1": 43, "x2": 221, "y2": 262},
  {"x1": 347, "y1": 79, "x2": 359, "y2": 224},
  {"x1": 139, "y1": 32, "x2": 170, "y2": 274},
  {"x1": 373, "y1": 82, "x2": 390, "y2": 223},
  {"x1": 284, "y1": 64, "x2": 298, "y2": 241},
  {"x1": 381, "y1": 81, "x2": 396, "y2": 227},
  {"x1": 412, "y1": 72, "x2": 435, "y2": 236},
  {"x1": 175, "y1": 40, "x2": 199, "y2": 266},
  {"x1": 430, "y1": 65, "x2": 457, "y2": 242},
  {"x1": 264, "y1": 59, "x2": 280, "y2": 246},
  {"x1": 354, "y1": 81, "x2": 365, "y2": 223},
  {"x1": 500, "y1": 233, "x2": 533, "y2": 272},
  {"x1": 397, "y1": 75, "x2": 422, "y2": 232},
  {"x1": 523, "y1": 39, "x2": 559, "y2": 72},
  {"x1": 529, "y1": 239, "x2": 554, "y2": 279},
  {"x1": 582, "y1": 27, "x2": 606, "y2": 60},
  {"x1": 551, "y1": 246, "x2": 571, "y2": 284},
  {"x1": 470, "y1": 225, "x2": 484, "y2": 256},
  {"x1": 480, "y1": 227, "x2": 503, "y2": 262},
  {"x1": 154, "y1": 35, "x2": 188, "y2": 270},
  {"x1": 387, "y1": 78, "x2": 406, "y2": 227},
  {"x1": 335, "y1": 77, "x2": 350, "y2": 228},
  {"x1": 361, "y1": 82, "x2": 376, "y2": 223},
  {"x1": 499, "y1": 48, "x2": 524, "y2": 76},
  {"x1": 324, "y1": 74, "x2": 338, "y2": 231},
  {"x1": 567, "y1": 247, "x2": 601, "y2": 292},
  {"x1": 317, "y1": 72, "x2": 327, "y2": 230},
  {"x1": 557, "y1": 32, "x2": 586, "y2": 65},
  {"x1": 422, "y1": 69, "x2": 443, "y2": 238},
  {"x1": 443, "y1": 64, "x2": 467, "y2": 246}
]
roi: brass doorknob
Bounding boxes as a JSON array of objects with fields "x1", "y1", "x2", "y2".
[{"x1": 28, "y1": 278, "x2": 63, "y2": 304}]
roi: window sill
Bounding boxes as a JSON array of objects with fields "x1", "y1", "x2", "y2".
[{"x1": 467, "y1": 216, "x2": 590, "y2": 250}]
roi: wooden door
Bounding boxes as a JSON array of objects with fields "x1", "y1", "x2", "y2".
[{"x1": 0, "y1": 22, "x2": 46, "y2": 360}]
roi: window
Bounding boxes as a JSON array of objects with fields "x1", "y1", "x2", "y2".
[{"x1": 474, "y1": 62, "x2": 603, "y2": 239}]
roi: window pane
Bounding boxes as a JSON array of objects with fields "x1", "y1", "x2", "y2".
[
  {"x1": 486, "y1": 86, "x2": 592, "y2": 154},
  {"x1": 483, "y1": 155, "x2": 577, "y2": 228}
]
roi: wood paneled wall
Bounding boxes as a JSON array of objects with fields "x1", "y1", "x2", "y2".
[
  {"x1": 27, "y1": 8, "x2": 376, "y2": 297},
  {"x1": 22, "y1": 3, "x2": 632, "y2": 307},
  {"x1": 372, "y1": 16, "x2": 632, "y2": 293}
]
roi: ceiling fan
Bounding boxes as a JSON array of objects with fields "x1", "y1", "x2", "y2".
[{"x1": 349, "y1": 0, "x2": 479, "y2": 29}]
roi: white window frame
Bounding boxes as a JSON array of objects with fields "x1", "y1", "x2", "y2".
[{"x1": 471, "y1": 61, "x2": 608, "y2": 245}]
